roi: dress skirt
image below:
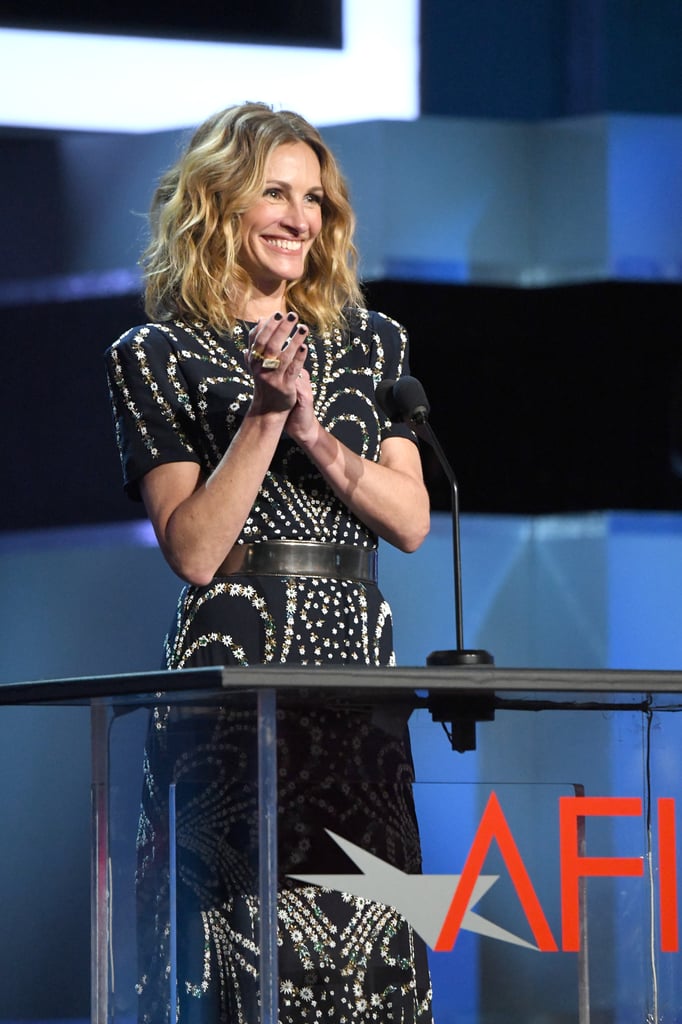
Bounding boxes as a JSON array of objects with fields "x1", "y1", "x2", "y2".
[{"x1": 135, "y1": 574, "x2": 434, "y2": 1024}]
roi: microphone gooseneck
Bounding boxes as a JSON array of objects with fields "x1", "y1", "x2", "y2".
[
  {"x1": 375, "y1": 375, "x2": 493, "y2": 669},
  {"x1": 376, "y1": 374, "x2": 494, "y2": 751}
]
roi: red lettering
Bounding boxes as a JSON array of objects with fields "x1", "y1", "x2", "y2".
[
  {"x1": 559, "y1": 796, "x2": 643, "y2": 952},
  {"x1": 658, "y1": 797, "x2": 678, "y2": 952},
  {"x1": 436, "y1": 791, "x2": 558, "y2": 952}
]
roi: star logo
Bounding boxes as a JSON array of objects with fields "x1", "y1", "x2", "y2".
[{"x1": 289, "y1": 829, "x2": 540, "y2": 951}]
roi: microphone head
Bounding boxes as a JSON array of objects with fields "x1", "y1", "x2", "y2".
[
  {"x1": 393, "y1": 376, "x2": 431, "y2": 424},
  {"x1": 375, "y1": 378, "x2": 400, "y2": 420}
]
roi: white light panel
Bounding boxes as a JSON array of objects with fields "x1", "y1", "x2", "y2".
[{"x1": 0, "y1": 0, "x2": 418, "y2": 132}]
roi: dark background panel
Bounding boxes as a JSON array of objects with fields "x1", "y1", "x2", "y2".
[
  {"x1": 4, "y1": 292, "x2": 147, "y2": 531},
  {"x1": 367, "y1": 280, "x2": 682, "y2": 515},
  {"x1": 0, "y1": 135, "x2": 67, "y2": 279},
  {"x1": 0, "y1": 0, "x2": 342, "y2": 46},
  {"x1": 4, "y1": 281, "x2": 682, "y2": 533}
]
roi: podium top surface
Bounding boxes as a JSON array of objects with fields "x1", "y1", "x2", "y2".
[{"x1": 1, "y1": 664, "x2": 682, "y2": 708}]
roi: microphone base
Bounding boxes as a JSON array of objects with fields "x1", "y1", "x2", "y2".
[
  {"x1": 426, "y1": 649, "x2": 495, "y2": 667},
  {"x1": 425, "y1": 651, "x2": 495, "y2": 751}
]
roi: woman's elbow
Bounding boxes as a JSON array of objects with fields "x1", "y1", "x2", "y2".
[
  {"x1": 395, "y1": 506, "x2": 430, "y2": 553},
  {"x1": 164, "y1": 546, "x2": 218, "y2": 587},
  {"x1": 182, "y1": 566, "x2": 217, "y2": 587}
]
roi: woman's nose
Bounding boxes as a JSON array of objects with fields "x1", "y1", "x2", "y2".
[{"x1": 281, "y1": 199, "x2": 308, "y2": 233}]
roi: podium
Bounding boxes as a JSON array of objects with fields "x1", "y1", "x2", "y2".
[{"x1": 2, "y1": 664, "x2": 682, "y2": 1024}]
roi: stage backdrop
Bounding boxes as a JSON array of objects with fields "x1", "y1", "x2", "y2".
[{"x1": 1, "y1": 510, "x2": 681, "y2": 1020}]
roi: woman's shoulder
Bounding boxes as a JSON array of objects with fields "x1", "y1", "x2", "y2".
[
  {"x1": 344, "y1": 306, "x2": 408, "y2": 340},
  {"x1": 105, "y1": 320, "x2": 245, "y2": 371},
  {"x1": 106, "y1": 320, "x2": 200, "y2": 357}
]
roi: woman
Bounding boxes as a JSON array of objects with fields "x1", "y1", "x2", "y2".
[{"x1": 106, "y1": 102, "x2": 432, "y2": 1024}]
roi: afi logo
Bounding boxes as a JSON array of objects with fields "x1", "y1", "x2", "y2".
[{"x1": 290, "y1": 792, "x2": 679, "y2": 953}]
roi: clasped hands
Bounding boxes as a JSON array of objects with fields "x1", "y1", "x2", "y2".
[{"x1": 246, "y1": 311, "x2": 316, "y2": 441}]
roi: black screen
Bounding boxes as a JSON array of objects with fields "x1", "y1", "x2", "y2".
[{"x1": 0, "y1": 0, "x2": 343, "y2": 48}]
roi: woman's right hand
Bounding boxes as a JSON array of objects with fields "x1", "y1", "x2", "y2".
[{"x1": 246, "y1": 312, "x2": 309, "y2": 415}]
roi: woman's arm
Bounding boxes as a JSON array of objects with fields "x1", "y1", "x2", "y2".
[
  {"x1": 291, "y1": 426, "x2": 429, "y2": 553},
  {"x1": 140, "y1": 314, "x2": 309, "y2": 586},
  {"x1": 286, "y1": 374, "x2": 430, "y2": 553},
  {"x1": 140, "y1": 411, "x2": 284, "y2": 585}
]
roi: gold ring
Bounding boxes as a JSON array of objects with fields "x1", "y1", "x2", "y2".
[
  {"x1": 262, "y1": 357, "x2": 281, "y2": 370},
  {"x1": 250, "y1": 349, "x2": 265, "y2": 362}
]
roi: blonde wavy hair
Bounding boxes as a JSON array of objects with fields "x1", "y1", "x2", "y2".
[{"x1": 142, "y1": 102, "x2": 363, "y2": 335}]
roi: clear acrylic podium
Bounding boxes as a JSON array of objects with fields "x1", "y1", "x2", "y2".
[{"x1": 2, "y1": 663, "x2": 682, "y2": 1024}]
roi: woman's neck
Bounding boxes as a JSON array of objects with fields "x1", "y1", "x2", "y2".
[{"x1": 239, "y1": 289, "x2": 287, "y2": 323}]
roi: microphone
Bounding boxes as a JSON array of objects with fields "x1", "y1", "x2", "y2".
[
  {"x1": 377, "y1": 375, "x2": 494, "y2": 748},
  {"x1": 376, "y1": 376, "x2": 430, "y2": 425},
  {"x1": 376, "y1": 382, "x2": 489, "y2": 655},
  {"x1": 374, "y1": 379, "x2": 401, "y2": 422}
]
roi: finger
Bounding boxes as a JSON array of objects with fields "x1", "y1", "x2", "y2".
[
  {"x1": 291, "y1": 324, "x2": 308, "y2": 350},
  {"x1": 245, "y1": 318, "x2": 262, "y2": 364},
  {"x1": 259, "y1": 334, "x2": 302, "y2": 374},
  {"x1": 249, "y1": 312, "x2": 301, "y2": 368},
  {"x1": 295, "y1": 368, "x2": 312, "y2": 395},
  {"x1": 248, "y1": 312, "x2": 283, "y2": 352},
  {"x1": 286, "y1": 331, "x2": 308, "y2": 375},
  {"x1": 268, "y1": 311, "x2": 295, "y2": 345},
  {"x1": 277, "y1": 314, "x2": 304, "y2": 358}
]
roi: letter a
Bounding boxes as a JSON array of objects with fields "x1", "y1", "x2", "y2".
[{"x1": 435, "y1": 791, "x2": 557, "y2": 952}]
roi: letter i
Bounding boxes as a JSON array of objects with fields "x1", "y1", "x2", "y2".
[{"x1": 658, "y1": 798, "x2": 679, "y2": 953}]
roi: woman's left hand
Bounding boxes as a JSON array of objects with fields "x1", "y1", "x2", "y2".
[{"x1": 285, "y1": 366, "x2": 318, "y2": 443}]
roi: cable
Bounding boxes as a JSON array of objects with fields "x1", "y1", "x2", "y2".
[{"x1": 644, "y1": 705, "x2": 659, "y2": 1023}]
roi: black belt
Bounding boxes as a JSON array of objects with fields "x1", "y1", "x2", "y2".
[{"x1": 214, "y1": 540, "x2": 378, "y2": 583}]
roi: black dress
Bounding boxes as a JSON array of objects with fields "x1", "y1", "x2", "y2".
[{"x1": 105, "y1": 310, "x2": 433, "y2": 1024}]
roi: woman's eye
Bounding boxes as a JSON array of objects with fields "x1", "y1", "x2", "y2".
[{"x1": 306, "y1": 193, "x2": 323, "y2": 205}]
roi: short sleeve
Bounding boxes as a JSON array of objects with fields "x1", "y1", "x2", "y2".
[
  {"x1": 105, "y1": 324, "x2": 202, "y2": 500},
  {"x1": 369, "y1": 310, "x2": 419, "y2": 445}
]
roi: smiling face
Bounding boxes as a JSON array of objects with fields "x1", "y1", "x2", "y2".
[{"x1": 238, "y1": 141, "x2": 324, "y2": 305}]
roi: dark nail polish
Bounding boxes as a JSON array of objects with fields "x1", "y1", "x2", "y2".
[
  {"x1": 297, "y1": 325, "x2": 306, "y2": 334},
  {"x1": 287, "y1": 311, "x2": 296, "y2": 322},
  {"x1": 274, "y1": 312, "x2": 283, "y2": 321}
]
